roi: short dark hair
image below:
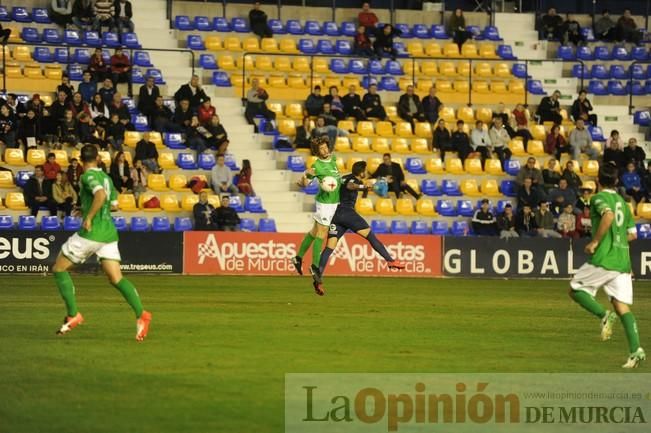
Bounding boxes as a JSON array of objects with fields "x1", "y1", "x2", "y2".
[
  {"x1": 313, "y1": 85, "x2": 321, "y2": 90},
  {"x1": 216, "y1": 153, "x2": 225, "y2": 159},
  {"x1": 352, "y1": 161, "x2": 367, "y2": 176},
  {"x1": 80, "y1": 144, "x2": 98, "y2": 163},
  {"x1": 382, "y1": 153, "x2": 391, "y2": 158},
  {"x1": 47, "y1": 152, "x2": 55, "y2": 159},
  {"x1": 578, "y1": 89, "x2": 587, "y2": 95},
  {"x1": 456, "y1": 120, "x2": 464, "y2": 125},
  {"x1": 34, "y1": 164, "x2": 44, "y2": 171},
  {"x1": 480, "y1": 199, "x2": 489, "y2": 204},
  {"x1": 598, "y1": 163, "x2": 619, "y2": 188}
]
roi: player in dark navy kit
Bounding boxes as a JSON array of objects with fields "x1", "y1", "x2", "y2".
[{"x1": 312, "y1": 161, "x2": 405, "y2": 293}]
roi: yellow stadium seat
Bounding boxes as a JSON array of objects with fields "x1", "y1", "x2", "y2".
[
  {"x1": 52, "y1": 149, "x2": 69, "y2": 167},
  {"x1": 4, "y1": 148, "x2": 25, "y2": 166},
  {"x1": 438, "y1": 61, "x2": 456, "y2": 77},
  {"x1": 161, "y1": 194, "x2": 181, "y2": 212},
  {"x1": 484, "y1": 159, "x2": 504, "y2": 176},
  {"x1": 169, "y1": 174, "x2": 190, "y2": 192},
  {"x1": 260, "y1": 38, "x2": 278, "y2": 52},
  {"x1": 375, "y1": 121, "x2": 394, "y2": 138},
  {"x1": 457, "y1": 107, "x2": 474, "y2": 123},
  {"x1": 44, "y1": 65, "x2": 62, "y2": 80},
  {"x1": 357, "y1": 121, "x2": 374, "y2": 137},
  {"x1": 117, "y1": 193, "x2": 137, "y2": 211},
  {"x1": 378, "y1": 106, "x2": 396, "y2": 122},
  {"x1": 5, "y1": 192, "x2": 28, "y2": 210},
  {"x1": 181, "y1": 195, "x2": 199, "y2": 211},
  {"x1": 416, "y1": 198, "x2": 437, "y2": 216},
  {"x1": 391, "y1": 157, "x2": 403, "y2": 169},
  {"x1": 323, "y1": 76, "x2": 341, "y2": 88},
  {"x1": 335, "y1": 137, "x2": 352, "y2": 153},
  {"x1": 493, "y1": 62, "x2": 510, "y2": 78},
  {"x1": 474, "y1": 62, "x2": 492, "y2": 77},
  {"x1": 280, "y1": 38, "x2": 299, "y2": 53},
  {"x1": 275, "y1": 56, "x2": 292, "y2": 72},
  {"x1": 461, "y1": 179, "x2": 481, "y2": 196},
  {"x1": 461, "y1": 43, "x2": 478, "y2": 58},
  {"x1": 392, "y1": 138, "x2": 410, "y2": 154},
  {"x1": 203, "y1": 194, "x2": 219, "y2": 208},
  {"x1": 396, "y1": 198, "x2": 417, "y2": 216},
  {"x1": 454, "y1": 80, "x2": 470, "y2": 93},
  {"x1": 242, "y1": 37, "x2": 260, "y2": 52},
  {"x1": 398, "y1": 77, "x2": 414, "y2": 91},
  {"x1": 508, "y1": 139, "x2": 527, "y2": 156},
  {"x1": 479, "y1": 43, "x2": 498, "y2": 58},
  {"x1": 40, "y1": 95, "x2": 53, "y2": 106},
  {"x1": 411, "y1": 138, "x2": 430, "y2": 154},
  {"x1": 124, "y1": 131, "x2": 141, "y2": 148},
  {"x1": 5, "y1": 62, "x2": 22, "y2": 78},
  {"x1": 474, "y1": 107, "x2": 492, "y2": 124},
  {"x1": 267, "y1": 102, "x2": 283, "y2": 119},
  {"x1": 414, "y1": 123, "x2": 432, "y2": 139},
  {"x1": 341, "y1": 76, "x2": 360, "y2": 89},
  {"x1": 438, "y1": 106, "x2": 456, "y2": 123},
  {"x1": 528, "y1": 140, "x2": 545, "y2": 156},
  {"x1": 313, "y1": 58, "x2": 329, "y2": 74},
  {"x1": 337, "y1": 120, "x2": 354, "y2": 132},
  {"x1": 13, "y1": 46, "x2": 31, "y2": 62},
  {"x1": 205, "y1": 35, "x2": 222, "y2": 51},
  {"x1": 292, "y1": 56, "x2": 310, "y2": 72},
  {"x1": 419, "y1": 61, "x2": 437, "y2": 77},
  {"x1": 223, "y1": 37, "x2": 241, "y2": 51},
  {"x1": 0, "y1": 171, "x2": 13, "y2": 188},
  {"x1": 24, "y1": 64, "x2": 42, "y2": 79},
  {"x1": 509, "y1": 80, "x2": 525, "y2": 94},
  {"x1": 336, "y1": 157, "x2": 345, "y2": 172},
  {"x1": 464, "y1": 158, "x2": 483, "y2": 175},
  {"x1": 27, "y1": 149, "x2": 46, "y2": 166},
  {"x1": 145, "y1": 131, "x2": 163, "y2": 148},
  {"x1": 352, "y1": 137, "x2": 371, "y2": 153},
  {"x1": 285, "y1": 103, "x2": 303, "y2": 120},
  {"x1": 481, "y1": 179, "x2": 501, "y2": 197},
  {"x1": 425, "y1": 42, "x2": 442, "y2": 57},
  {"x1": 139, "y1": 193, "x2": 161, "y2": 211},
  {"x1": 582, "y1": 180, "x2": 596, "y2": 192},
  {"x1": 367, "y1": 157, "x2": 382, "y2": 174},
  {"x1": 235, "y1": 55, "x2": 253, "y2": 71},
  {"x1": 405, "y1": 179, "x2": 420, "y2": 195},
  {"x1": 396, "y1": 122, "x2": 413, "y2": 138},
  {"x1": 147, "y1": 174, "x2": 168, "y2": 191},
  {"x1": 407, "y1": 41, "x2": 424, "y2": 56},
  {"x1": 472, "y1": 80, "x2": 490, "y2": 93},
  {"x1": 443, "y1": 43, "x2": 460, "y2": 57},
  {"x1": 426, "y1": 158, "x2": 445, "y2": 174},
  {"x1": 355, "y1": 198, "x2": 376, "y2": 216},
  {"x1": 582, "y1": 160, "x2": 599, "y2": 176},
  {"x1": 491, "y1": 82, "x2": 508, "y2": 93},
  {"x1": 457, "y1": 61, "x2": 471, "y2": 77},
  {"x1": 344, "y1": 157, "x2": 362, "y2": 172},
  {"x1": 445, "y1": 158, "x2": 464, "y2": 174},
  {"x1": 530, "y1": 125, "x2": 546, "y2": 141},
  {"x1": 217, "y1": 54, "x2": 236, "y2": 71},
  {"x1": 255, "y1": 56, "x2": 273, "y2": 71},
  {"x1": 637, "y1": 203, "x2": 651, "y2": 219},
  {"x1": 372, "y1": 138, "x2": 390, "y2": 153},
  {"x1": 0, "y1": 45, "x2": 10, "y2": 60},
  {"x1": 376, "y1": 198, "x2": 396, "y2": 215},
  {"x1": 157, "y1": 152, "x2": 176, "y2": 169},
  {"x1": 230, "y1": 74, "x2": 244, "y2": 87},
  {"x1": 268, "y1": 75, "x2": 287, "y2": 88},
  {"x1": 436, "y1": 80, "x2": 453, "y2": 93},
  {"x1": 278, "y1": 119, "x2": 296, "y2": 136}
]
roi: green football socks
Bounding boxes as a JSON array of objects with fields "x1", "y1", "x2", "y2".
[
  {"x1": 571, "y1": 290, "x2": 607, "y2": 319},
  {"x1": 620, "y1": 312, "x2": 641, "y2": 353},
  {"x1": 312, "y1": 237, "x2": 323, "y2": 268},
  {"x1": 112, "y1": 278, "x2": 144, "y2": 318},
  {"x1": 54, "y1": 271, "x2": 78, "y2": 317},
  {"x1": 297, "y1": 233, "x2": 315, "y2": 259}
]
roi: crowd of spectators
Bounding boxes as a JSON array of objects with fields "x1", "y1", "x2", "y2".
[
  {"x1": 49, "y1": 0, "x2": 134, "y2": 34},
  {"x1": 540, "y1": 7, "x2": 642, "y2": 45}
]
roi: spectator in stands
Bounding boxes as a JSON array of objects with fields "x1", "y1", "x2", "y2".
[
  {"x1": 576, "y1": 206, "x2": 591, "y2": 237},
  {"x1": 515, "y1": 204, "x2": 538, "y2": 237},
  {"x1": 294, "y1": 117, "x2": 312, "y2": 150},
  {"x1": 57, "y1": 76, "x2": 75, "y2": 103},
  {"x1": 569, "y1": 119, "x2": 598, "y2": 161},
  {"x1": 134, "y1": 135, "x2": 159, "y2": 173},
  {"x1": 249, "y1": 1, "x2": 272, "y2": 39},
  {"x1": 206, "y1": 114, "x2": 229, "y2": 155},
  {"x1": 44, "y1": 153, "x2": 62, "y2": 181},
  {"x1": 472, "y1": 199, "x2": 498, "y2": 236},
  {"x1": 324, "y1": 87, "x2": 345, "y2": 121},
  {"x1": 433, "y1": 119, "x2": 451, "y2": 158},
  {"x1": 488, "y1": 117, "x2": 512, "y2": 170},
  {"x1": 193, "y1": 191, "x2": 218, "y2": 231},
  {"x1": 59, "y1": 109, "x2": 79, "y2": 147},
  {"x1": 67, "y1": 158, "x2": 83, "y2": 192},
  {"x1": 24, "y1": 165, "x2": 58, "y2": 216},
  {"x1": 53, "y1": 171, "x2": 77, "y2": 216},
  {"x1": 130, "y1": 159, "x2": 148, "y2": 199},
  {"x1": 106, "y1": 113, "x2": 125, "y2": 151},
  {"x1": 623, "y1": 138, "x2": 646, "y2": 171},
  {"x1": 536, "y1": 90, "x2": 562, "y2": 125},
  {"x1": 49, "y1": 0, "x2": 74, "y2": 28},
  {"x1": 542, "y1": 158, "x2": 561, "y2": 190},
  {"x1": 197, "y1": 97, "x2": 216, "y2": 126},
  {"x1": 137, "y1": 76, "x2": 159, "y2": 120},
  {"x1": 342, "y1": 85, "x2": 366, "y2": 121},
  {"x1": 185, "y1": 115, "x2": 210, "y2": 157},
  {"x1": 373, "y1": 24, "x2": 401, "y2": 61},
  {"x1": 358, "y1": 2, "x2": 378, "y2": 36},
  {"x1": 150, "y1": 95, "x2": 174, "y2": 133},
  {"x1": 605, "y1": 129, "x2": 625, "y2": 151},
  {"x1": 470, "y1": 120, "x2": 491, "y2": 167},
  {"x1": 645, "y1": 162, "x2": 651, "y2": 202},
  {"x1": 172, "y1": 98, "x2": 193, "y2": 133},
  {"x1": 370, "y1": 153, "x2": 420, "y2": 199},
  {"x1": 448, "y1": 8, "x2": 470, "y2": 51},
  {"x1": 353, "y1": 25, "x2": 373, "y2": 57},
  {"x1": 397, "y1": 85, "x2": 425, "y2": 126},
  {"x1": 175, "y1": 75, "x2": 208, "y2": 111},
  {"x1": 109, "y1": 92, "x2": 130, "y2": 120},
  {"x1": 94, "y1": 0, "x2": 115, "y2": 33},
  {"x1": 548, "y1": 178, "x2": 577, "y2": 211},
  {"x1": 540, "y1": 7, "x2": 563, "y2": 40},
  {"x1": 562, "y1": 14, "x2": 584, "y2": 46},
  {"x1": 69, "y1": 92, "x2": 91, "y2": 118},
  {"x1": 595, "y1": 9, "x2": 616, "y2": 42},
  {"x1": 320, "y1": 103, "x2": 338, "y2": 127},
  {"x1": 90, "y1": 92, "x2": 110, "y2": 127},
  {"x1": 98, "y1": 78, "x2": 115, "y2": 105},
  {"x1": 40, "y1": 108, "x2": 59, "y2": 149},
  {"x1": 311, "y1": 116, "x2": 347, "y2": 150},
  {"x1": 571, "y1": 90, "x2": 597, "y2": 126},
  {"x1": 211, "y1": 154, "x2": 238, "y2": 195},
  {"x1": 562, "y1": 160, "x2": 582, "y2": 191},
  {"x1": 497, "y1": 203, "x2": 518, "y2": 239},
  {"x1": 109, "y1": 151, "x2": 133, "y2": 193},
  {"x1": 89, "y1": 48, "x2": 109, "y2": 83},
  {"x1": 26, "y1": 94, "x2": 45, "y2": 118},
  {"x1": 362, "y1": 84, "x2": 387, "y2": 120},
  {"x1": 78, "y1": 71, "x2": 96, "y2": 104},
  {"x1": 114, "y1": 0, "x2": 134, "y2": 34},
  {"x1": 557, "y1": 203, "x2": 579, "y2": 238},
  {"x1": 535, "y1": 201, "x2": 561, "y2": 238},
  {"x1": 110, "y1": 48, "x2": 131, "y2": 86},
  {"x1": 575, "y1": 186, "x2": 591, "y2": 212},
  {"x1": 5, "y1": 94, "x2": 25, "y2": 118},
  {"x1": 305, "y1": 86, "x2": 324, "y2": 117},
  {"x1": 517, "y1": 177, "x2": 540, "y2": 209},
  {"x1": 237, "y1": 159, "x2": 254, "y2": 196},
  {"x1": 0, "y1": 104, "x2": 17, "y2": 149},
  {"x1": 621, "y1": 161, "x2": 646, "y2": 204},
  {"x1": 72, "y1": 0, "x2": 95, "y2": 31},
  {"x1": 16, "y1": 109, "x2": 40, "y2": 152},
  {"x1": 450, "y1": 120, "x2": 471, "y2": 163},
  {"x1": 214, "y1": 195, "x2": 241, "y2": 231},
  {"x1": 545, "y1": 124, "x2": 569, "y2": 160},
  {"x1": 50, "y1": 91, "x2": 70, "y2": 125},
  {"x1": 421, "y1": 87, "x2": 442, "y2": 124},
  {"x1": 244, "y1": 78, "x2": 276, "y2": 133},
  {"x1": 512, "y1": 103, "x2": 530, "y2": 130},
  {"x1": 616, "y1": 9, "x2": 641, "y2": 45}
]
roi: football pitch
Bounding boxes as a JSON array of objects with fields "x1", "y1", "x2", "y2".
[{"x1": 0, "y1": 275, "x2": 649, "y2": 433}]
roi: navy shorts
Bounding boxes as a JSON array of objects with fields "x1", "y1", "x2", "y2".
[{"x1": 328, "y1": 207, "x2": 370, "y2": 239}]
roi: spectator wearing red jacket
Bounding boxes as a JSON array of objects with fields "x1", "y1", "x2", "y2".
[
  {"x1": 110, "y1": 47, "x2": 131, "y2": 86},
  {"x1": 358, "y1": 2, "x2": 378, "y2": 36},
  {"x1": 43, "y1": 153, "x2": 62, "y2": 181},
  {"x1": 197, "y1": 98, "x2": 216, "y2": 126}
]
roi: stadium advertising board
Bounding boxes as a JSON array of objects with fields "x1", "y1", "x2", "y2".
[
  {"x1": 443, "y1": 237, "x2": 651, "y2": 280},
  {"x1": 183, "y1": 231, "x2": 442, "y2": 277},
  {"x1": 0, "y1": 231, "x2": 182, "y2": 274}
]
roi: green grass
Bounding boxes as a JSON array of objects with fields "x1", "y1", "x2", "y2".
[{"x1": 0, "y1": 275, "x2": 649, "y2": 433}]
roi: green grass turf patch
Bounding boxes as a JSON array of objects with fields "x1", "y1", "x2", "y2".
[{"x1": 0, "y1": 275, "x2": 649, "y2": 433}]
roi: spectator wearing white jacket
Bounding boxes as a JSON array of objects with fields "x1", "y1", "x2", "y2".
[
  {"x1": 488, "y1": 117, "x2": 513, "y2": 170},
  {"x1": 470, "y1": 120, "x2": 491, "y2": 167}
]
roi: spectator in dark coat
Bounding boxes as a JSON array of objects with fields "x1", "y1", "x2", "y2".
[
  {"x1": 72, "y1": 0, "x2": 95, "y2": 31},
  {"x1": 373, "y1": 24, "x2": 401, "y2": 60},
  {"x1": 16, "y1": 109, "x2": 40, "y2": 151},
  {"x1": 134, "y1": 138, "x2": 159, "y2": 173},
  {"x1": 150, "y1": 96, "x2": 175, "y2": 133},
  {"x1": 540, "y1": 7, "x2": 563, "y2": 40},
  {"x1": 616, "y1": 9, "x2": 641, "y2": 44},
  {"x1": 49, "y1": 0, "x2": 73, "y2": 28},
  {"x1": 421, "y1": 87, "x2": 442, "y2": 124},
  {"x1": 542, "y1": 158, "x2": 562, "y2": 191},
  {"x1": 78, "y1": 71, "x2": 97, "y2": 103},
  {"x1": 49, "y1": 91, "x2": 70, "y2": 124},
  {"x1": 137, "y1": 76, "x2": 160, "y2": 119},
  {"x1": 447, "y1": 8, "x2": 470, "y2": 50},
  {"x1": 561, "y1": 161, "x2": 582, "y2": 192},
  {"x1": 294, "y1": 117, "x2": 312, "y2": 150},
  {"x1": 595, "y1": 9, "x2": 616, "y2": 42},
  {"x1": 433, "y1": 119, "x2": 452, "y2": 158},
  {"x1": 214, "y1": 195, "x2": 241, "y2": 231},
  {"x1": 361, "y1": 84, "x2": 387, "y2": 120},
  {"x1": 397, "y1": 86, "x2": 425, "y2": 126},
  {"x1": 172, "y1": 99, "x2": 194, "y2": 133},
  {"x1": 515, "y1": 204, "x2": 539, "y2": 237},
  {"x1": 472, "y1": 199, "x2": 498, "y2": 236},
  {"x1": 536, "y1": 90, "x2": 562, "y2": 124},
  {"x1": 342, "y1": 85, "x2": 366, "y2": 121},
  {"x1": 174, "y1": 75, "x2": 208, "y2": 111},
  {"x1": 249, "y1": 1, "x2": 272, "y2": 39},
  {"x1": 370, "y1": 153, "x2": 421, "y2": 199},
  {"x1": 23, "y1": 165, "x2": 57, "y2": 216},
  {"x1": 561, "y1": 14, "x2": 584, "y2": 46},
  {"x1": 623, "y1": 138, "x2": 646, "y2": 171},
  {"x1": 304, "y1": 86, "x2": 324, "y2": 117},
  {"x1": 97, "y1": 78, "x2": 115, "y2": 105},
  {"x1": 571, "y1": 90, "x2": 597, "y2": 126},
  {"x1": 110, "y1": 151, "x2": 133, "y2": 193},
  {"x1": 450, "y1": 120, "x2": 472, "y2": 162},
  {"x1": 353, "y1": 25, "x2": 374, "y2": 57},
  {"x1": 193, "y1": 191, "x2": 218, "y2": 231},
  {"x1": 114, "y1": 0, "x2": 134, "y2": 33},
  {"x1": 517, "y1": 177, "x2": 540, "y2": 209},
  {"x1": 497, "y1": 204, "x2": 519, "y2": 239}
]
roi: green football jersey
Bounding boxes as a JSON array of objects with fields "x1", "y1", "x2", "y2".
[
  {"x1": 589, "y1": 190, "x2": 635, "y2": 273},
  {"x1": 78, "y1": 168, "x2": 119, "y2": 243},
  {"x1": 307, "y1": 154, "x2": 341, "y2": 204}
]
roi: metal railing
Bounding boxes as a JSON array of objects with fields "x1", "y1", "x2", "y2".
[{"x1": 628, "y1": 60, "x2": 651, "y2": 115}]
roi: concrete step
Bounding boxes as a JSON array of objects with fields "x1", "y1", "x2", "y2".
[
  {"x1": 253, "y1": 182, "x2": 294, "y2": 193},
  {"x1": 253, "y1": 170, "x2": 290, "y2": 182},
  {"x1": 274, "y1": 212, "x2": 314, "y2": 233},
  {"x1": 495, "y1": 12, "x2": 536, "y2": 33},
  {"x1": 264, "y1": 201, "x2": 304, "y2": 213}
]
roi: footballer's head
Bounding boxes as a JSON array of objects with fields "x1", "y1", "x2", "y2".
[
  {"x1": 80, "y1": 144, "x2": 99, "y2": 165},
  {"x1": 352, "y1": 161, "x2": 367, "y2": 179},
  {"x1": 311, "y1": 137, "x2": 330, "y2": 159},
  {"x1": 598, "y1": 162, "x2": 619, "y2": 189}
]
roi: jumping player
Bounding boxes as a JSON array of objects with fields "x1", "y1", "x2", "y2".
[
  {"x1": 52, "y1": 144, "x2": 152, "y2": 341},
  {"x1": 311, "y1": 161, "x2": 405, "y2": 293},
  {"x1": 569, "y1": 163, "x2": 644, "y2": 368},
  {"x1": 292, "y1": 137, "x2": 341, "y2": 295}
]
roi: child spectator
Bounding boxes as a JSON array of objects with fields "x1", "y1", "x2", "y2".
[
  {"x1": 353, "y1": 25, "x2": 373, "y2": 57},
  {"x1": 557, "y1": 203, "x2": 579, "y2": 238},
  {"x1": 576, "y1": 206, "x2": 591, "y2": 237},
  {"x1": 237, "y1": 159, "x2": 254, "y2": 196},
  {"x1": 621, "y1": 161, "x2": 646, "y2": 204},
  {"x1": 43, "y1": 152, "x2": 62, "y2": 181},
  {"x1": 106, "y1": 113, "x2": 125, "y2": 151},
  {"x1": 197, "y1": 97, "x2": 216, "y2": 126}
]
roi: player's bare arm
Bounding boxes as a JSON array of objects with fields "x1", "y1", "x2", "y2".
[
  {"x1": 83, "y1": 188, "x2": 107, "y2": 231},
  {"x1": 585, "y1": 209, "x2": 613, "y2": 254}
]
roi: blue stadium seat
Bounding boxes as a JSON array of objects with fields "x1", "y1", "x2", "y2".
[
  {"x1": 610, "y1": 65, "x2": 627, "y2": 80},
  {"x1": 632, "y1": 46, "x2": 648, "y2": 61},
  {"x1": 213, "y1": 17, "x2": 230, "y2": 32},
  {"x1": 496, "y1": 200, "x2": 512, "y2": 214},
  {"x1": 395, "y1": 23, "x2": 412, "y2": 38},
  {"x1": 571, "y1": 64, "x2": 590, "y2": 79},
  {"x1": 122, "y1": 97, "x2": 136, "y2": 113},
  {"x1": 413, "y1": 24, "x2": 429, "y2": 39},
  {"x1": 164, "y1": 133, "x2": 185, "y2": 149},
  {"x1": 441, "y1": 179, "x2": 461, "y2": 196},
  {"x1": 112, "y1": 216, "x2": 128, "y2": 231},
  {"x1": 406, "y1": 158, "x2": 426, "y2": 174},
  {"x1": 272, "y1": 135, "x2": 292, "y2": 152},
  {"x1": 54, "y1": 48, "x2": 69, "y2": 64},
  {"x1": 361, "y1": 76, "x2": 378, "y2": 89},
  {"x1": 298, "y1": 39, "x2": 317, "y2": 54},
  {"x1": 258, "y1": 218, "x2": 277, "y2": 232},
  {"x1": 647, "y1": 66, "x2": 651, "y2": 79},
  {"x1": 587, "y1": 80, "x2": 608, "y2": 95},
  {"x1": 500, "y1": 180, "x2": 517, "y2": 197},
  {"x1": 436, "y1": 200, "x2": 457, "y2": 216},
  {"x1": 131, "y1": 114, "x2": 149, "y2": 131},
  {"x1": 317, "y1": 40, "x2": 335, "y2": 54},
  {"x1": 16, "y1": 171, "x2": 32, "y2": 188},
  {"x1": 379, "y1": 77, "x2": 399, "y2": 91},
  {"x1": 33, "y1": 47, "x2": 53, "y2": 63},
  {"x1": 590, "y1": 64, "x2": 609, "y2": 79},
  {"x1": 228, "y1": 196, "x2": 244, "y2": 213},
  {"x1": 511, "y1": 63, "x2": 528, "y2": 78},
  {"x1": 350, "y1": 59, "x2": 367, "y2": 74},
  {"x1": 174, "y1": 217, "x2": 193, "y2": 232},
  {"x1": 505, "y1": 160, "x2": 521, "y2": 176},
  {"x1": 21, "y1": 27, "x2": 41, "y2": 43},
  {"x1": 41, "y1": 215, "x2": 61, "y2": 230},
  {"x1": 200, "y1": 53, "x2": 217, "y2": 69},
  {"x1": 557, "y1": 45, "x2": 574, "y2": 61},
  {"x1": 324, "y1": 21, "x2": 340, "y2": 36},
  {"x1": 19, "y1": 215, "x2": 37, "y2": 230},
  {"x1": 102, "y1": 32, "x2": 120, "y2": 47},
  {"x1": 421, "y1": 179, "x2": 441, "y2": 196},
  {"x1": 612, "y1": 45, "x2": 630, "y2": 61},
  {"x1": 131, "y1": 68, "x2": 145, "y2": 84},
  {"x1": 411, "y1": 220, "x2": 430, "y2": 234},
  {"x1": 607, "y1": 80, "x2": 626, "y2": 96},
  {"x1": 393, "y1": 42, "x2": 408, "y2": 57},
  {"x1": 121, "y1": 32, "x2": 141, "y2": 48},
  {"x1": 134, "y1": 51, "x2": 153, "y2": 67},
  {"x1": 63, "y1": 216, "x2": 82, "y2": 231},
  {"x1": 268, "y1": 19, "x2": 284, "y2": 34},
  {"x1": 631, "y1": 64, "x2": 646, "y2": 80},
  {"x1": 244, "y1": 196, "x2": 266, "y2": 213},
  {"x1": 391, "y1": 220, "x2": 410, "y2": 234},
  {"x1": 231, "y1": 17, "x2": 249, "y2": 33},
  {"x1": 431, "y1": 221, "x2": 448, "y2": 235},
  {"x1": 287, "y1": 20, "x2": 304, "y2": 35},
  {"x1": 198, "y1": 153, "x2": 216, "y2": 169},
  {"x1": 581, "y1": 27, "x2": 595, "y2": 42},
  {"x1": 224, "y1": 154, "x2": 239, "y2": 171},
  {"x1": 287, "y1": 155, "x2": 306, "y2": 172},
  {"x1": 496, "y1": 44, "x2": 516, "y2": 60},
  {"x1": 187, "y1": 34, "x2": 205, "y2": 50},
  {"x1": 303, "y1": 179, "x2": 319, "y2": 194},
  {"x1": 147, "y1": 68, "x2": 165, "y2": 84},
  {"x1": 371, "y1": 220, "x2": 389, "y2": 234},
  {"x1": 330, "y1": 58, "x2": 348, "y2": 74},
  {"x1": 638, "y1": 223, "x2": 651, "y2": 239},
  {"x1": 527, "y1": 80, "x2": 546, "y2": 95},
  {"x1": 129, "y1": 217, "x2": 147, "y2": 232},
  {"x1": 194, "y1": 16, "x2": 212, "y2": 31},
  {"x1": 152, "y1": 217, "x2": 171, "y2": 232},
  {"x1": 239, "y1": 218, "x2": 257, "y2": 232},
  {"x1": 589, "y1": 125, "x2": 605, "y2": 141},
  {"x1": 431, "y1": 24, "x2": 448, "y2": 39},
  {"x1": 83, "y1": 30, "x2": 101, "y2": 46},
  {"x1": 369, "y1": 59, "x2": 384, "y2": 74},
  {"x1": 73, "y1": 48, "x2": 91, "y2": 64},
  {"x1": 634, "y1": 110, "x2": 651, "y2": 126},
  {"x1": 576, "y1": 45, "x2": 593, "y2": 60},
  {"x1": 212, "y1": 71, "x2": 231, "y2": 87},
  {"x1": 594, "y1": 45, "x2": 611, "y2": 60},
  {"x1": 305, "y1": 20, "x2": 323, "y2": 36},
  {"x1": 0, "y1": 215, "x2": 13, "y2": 230},
  {"x1": 628, "y1": 81, "x2": 646, "y2": 96},
  {"x1": 0, "y1": 6, "x2": 8, "y2": 21},
  {"x1": 457, "y1": 200, "x2": 474, "y2": 217},
  {"x1": 341, "y1": 22, "x2": 356, "y2": 37},
  {"x1": 44, "y1": 28, "x2": 63, "y2": 44},
  {"x1": 386, "y1": 60, "x2": 403, "y2": 75},
  {"x1": 33, "y1": 8, "x2": 51, "y2": 24},
  {"x1": 175, "y1": 15, "x2": 193, "y2": 30},
  {"x1": 483, "y1": 26, "x2": 502, "y2": 41},
  {"x1": 451, "y1": 221, "x2": 469, "y2": 236},
  {"x1": 466, "y1": 25, "x2": 481, "y2": 39},
  {"x1": 12, "y1": 7, "x2": 31, "y2": 22},
  {"x1": 177, "y1": 153, "x2": 198, "y2": 169}
]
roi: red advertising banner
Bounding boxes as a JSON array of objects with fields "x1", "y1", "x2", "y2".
[{"x1": 183, "y1": 231, "x2": 442, "y2": 277}]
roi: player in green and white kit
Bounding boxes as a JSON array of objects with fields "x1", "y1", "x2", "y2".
[
  {"x1": 291, "y1": 137, "x2": 341, "y2": 295},
  {"x1": 569, "y1": 163, "x2": 644, "y2": 368},
  {"x1": 52, "y1": 145, "x2": 152, "y2": 341}
]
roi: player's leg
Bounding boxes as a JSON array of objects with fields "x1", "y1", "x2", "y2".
[
  {"x1": 569, "y1": 263, "x2": 616, "y2": 340},
  {"x1": 318, "y1": 234, "x2": 340, "y2": 276},
  {"x1": 293, "y1": 222, "x2": 319, "y2": 276},
  {"x1": 604, "y1": 275, "x2": 645, "y2": 368},
  {"x1": 357, "y1": 227, "x2": 406, "y2": 270},
  {"x1": 309, "y1": 222, "x2": 328, "y2": 277}
]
